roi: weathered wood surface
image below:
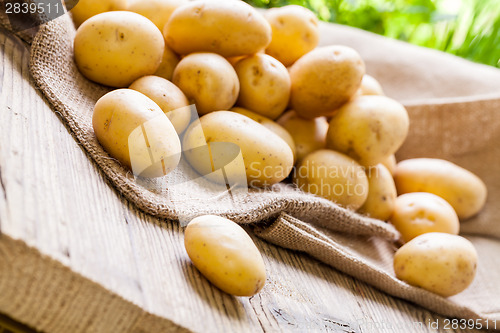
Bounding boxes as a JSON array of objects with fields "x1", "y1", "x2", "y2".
[{"x1": 0, "y1": 30, "x2": 485, "y2": 333}]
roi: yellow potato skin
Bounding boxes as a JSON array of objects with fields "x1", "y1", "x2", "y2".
[
  {"x1": 230, "y1": 107, "x2": 296, "y2": 160},
  {"x1": 289, "y1": 45, "x2": 365, "y2": 119},
  {"x1": 234, "y1": 54, "x2": 291, "y2": 120},
  {"x1": 129, "y1": 75, "x2": 190, "y2": 134},
  {"x1": 74, "y1": 11, "x2": 164, "y2": 87},
  {"x1": 126, "y1": 0, "x2": 187, "y2": 31},
  {"x1": 173, "y1": 53, "x2": 239, "y2": 115},
  {"x1": 294, "y1": 150, "x2": 369, "y2": 210},
  {"x1": 358, "y1": 164, "x2": 397, "y2": 221},
  {"x1": 92, "y1": 89, "x2": 181, "y2": 177},
  {"x1": 277, "y1": 110, "x2": 329, "y2": 163},
  {"x1": 390, "y1": 192, "x2": 459, "y2": 242},
  {"x1": 184, "y1": 215, "x2": 266, "y2": 297},
  {"x1": 394, "y1": 158, "x2": 487, "y2": 220},
  {"x1": 154, "y1": 45, "x2": 180, "y2": 81},
  {"x1": 183, "y1": 111, "x2": 294, "y2": 188},
  {"x1": 358, "y1": 74, "x2": 384, "y2": 96},
  {"x1": 164, "y1": 0, "x2": 271, "y2": 57},
  {"x1": 326, "y1": 96, "x2": 409, "y2": 166},
  {"x1": 381, "y1": 154, "x2": 397, "y2": 175},
  {"x1": 70, "y1": 0, "x2": 127, "y2": 27},
  {"x1": 264, "y1": 5, "x2": 319, "y2": 67},
  {"x1": 394, "y1": 232, "x2": 477, "y2": 297}
]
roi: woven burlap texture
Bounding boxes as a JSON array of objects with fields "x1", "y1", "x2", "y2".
[{"x1": 8, "y1": 12, "x2": 500, "y2": 326}]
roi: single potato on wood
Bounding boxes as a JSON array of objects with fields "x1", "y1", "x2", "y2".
[
  {"x1": 394, "y1": 232, "x2": 478, "y2": 297},
  {"x1": 173, "y1": 53, "x2": 239, "y2": 115},
  {"x1": 129, "y1": 75, "x2": 191, "y2": 134},
  {"x1": 358, "y1": 164, "x2": 397, "y2": 221},
  {"x1": 264, "y1": 5, "x2": 319, "y2": 67},
  {"x1": 234, "y1": 54, "x2": 291, "y2": 120},
  {"x1": 74, "y1": 11, "x2": 164, "y2": 87},
  {"x1": 92, "y1": 89, "x2": 181, "y2": 178},
  {"x1": 394, "y1": 158, "x2": 487, "y2": 219},
  {"x1": 184, "y1": 215, "x2": 266, "y2": 297},
  {"x1": 294, "y1": 150, "x2": 369, "y2": 210},
  {"x1": 277, "y1": 110, "x2": 329, "y2": 163},
  {"x1": 390, "y1": 192, "x2": 460, "y2": 242},
  {"x1": 164, "y1": 0, "x2": 271, "y2": 57},
  {"x1": 326, "y1": 96, "x2": 409, "y2": 166},
  {"x1": 289, "y1": 45, "x2": 365, "y2": 119}
]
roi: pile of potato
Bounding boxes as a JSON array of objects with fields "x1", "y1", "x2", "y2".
[{"x1": 71, "y1": 0, "x2": 487, "y2": 298}]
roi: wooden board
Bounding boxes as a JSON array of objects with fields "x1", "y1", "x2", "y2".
[{"x1": 0, "y1": 30, "x2": 485, "y2": 333}]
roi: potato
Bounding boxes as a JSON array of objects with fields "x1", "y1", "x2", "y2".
[
  {"x1": 183, "y1": 111, "x2": 294, "y2": 188},
  {"x1": 230, "y1": 107, "x2": 296, "y2": 159},
  {"x1": 394, "y1": 158, "x2": 487, "y2": 219},
  {"x1": 289, "y1": 46, "x2": 365, "y2": 118},
  {"x1": 394, "y1": 232, "x2": 477, "y2": 297},
  {"x1": 74, "y1": 11, "x2": 164, "y2": 87},
  {"x1": 358, "y1": 164, "x2": 397, "y2": 221},
  {"x1": 390, "y1": 192, "x2": 459, "y2": 242},
  {"x1": 173, "y1": 53, "x2": 239, "y2": 115},
  {"x1": 154, "y1": 45, "x2": 180, "y2": 81},
  {"x1": 264, "y1": 5, "x2": 319, "y2": 67},
  {"x1": 164, "y1": 0, "x2": 271, "y2": 57},
  {"x1": 184, "y1": 215, "x2": 266, "y2": 296},
  {"x1": 234, "y1": 54, "x2": 291, "y2": 120},
  {"x1": 293, "y1": 150, "x2": 369, "y2": 210},
  {"x1": 92, "y1": 89, "x2": 181, "y2": 178},
  {"x1": 129, "y1": 76, "x2": 190, "y2": 134},
  {"x1": 277, "y1": 110, "x2": 329, "y2": 163},
  {"x1": 358, "y1": 74, "x2": 384, "y2": 96},
  {"x1": 70, "y1": 0, "x2": 127, "y2": 27},
  {"x1": 381, "y1": 154, "x2": 397, "y2": 175},
  {"x1": 326, "y1": 96, "x2": 409, "y2": 166},
  {"x1": 126, "y1": 0, "x2": 187, "y2": 31}
]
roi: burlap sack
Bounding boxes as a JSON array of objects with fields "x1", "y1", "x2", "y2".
[{"x1": 2, "y1": 11, "x2": 500, "y2": 328}]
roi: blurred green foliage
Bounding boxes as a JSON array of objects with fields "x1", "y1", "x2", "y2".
[{"x1": 244, "y1": 0, "x2": 500, "y2": 68}]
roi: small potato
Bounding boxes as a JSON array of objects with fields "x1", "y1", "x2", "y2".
[
  {"x1": 231, "y1": 107, "x2": 296, "y2": 159},
  {"x1": 126, "y1": 0, "x2": 187, "y2": 31},
  {"x1": 394, "y1": 232, "x2": 478, "y2": 297},
  {"x1": 381, "y1": 154, "x2": 397, "y2": 175},
  {"x1": 164, "y1": 0, "x2": 271, "y2": 57},
  {"x1": 92, "y1": 89, "x2": 181, "y2": 178},
  {"x1": 264, "y1": 5, "x2": 319, "y2": 67},
  {"x1": 277, "y1": 110, "x2": 329, "y2": 163},
  {"x1": 154, "y1": 45, "x2": 180, "y2": 81},
  {"x1": 358, "y1": 74, "x2": 384, "y2": 96},
  {"x1": 129, "y1": 75, "x2": 190, "y2": 134},
  {"x1": 183, "y1": 111, "x2": 294, "y2": 187},
  {"x1": 390, "y1": 192, "x2": 459, "y2": 242},
  {"x1": 289, "y1": 45, "x2": 365, "y2": 118},
  {"x1": 293, "y1": 150, "x2": 369, "y2": 210},
  {"x1": 234, "y1": 54, "x2": 291, "y2": 120},
  {"x1": 74, "y1": 11, "x2": 164, "y2": 87},
  {"x1": 394, "y1": 158, "x2": 487, "y2": 220},
  {"x1": 358, "y1": 164, "x2": 397, "y2": 221},
  {"x1": 70, "y1": 0, "x2": 127, "y2": 27},
  {"x1": 326, "y1": 96, "x2": 409, "y2": 166},
  {"x1": 184, "y1": 215, "x2": 266, "y2": 297},
  {"x1": 173, "y1": 53, "x2": 239, "y2": 115}
]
